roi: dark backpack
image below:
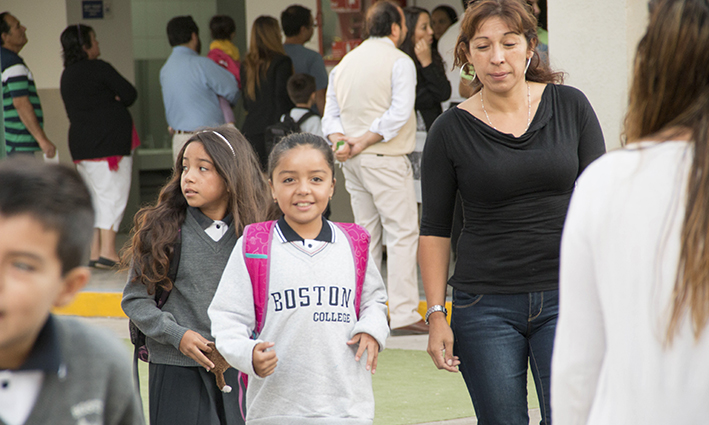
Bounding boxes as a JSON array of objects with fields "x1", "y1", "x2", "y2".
[{"x1": 264, "y1": 111, "x2": 318, "y2": 154}]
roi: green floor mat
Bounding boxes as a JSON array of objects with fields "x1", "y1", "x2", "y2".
[
  {"x1": 372, "y1": 349, "x2": 474, "y2": 424},
  {"x1": 127, "y1": 343, "x2": 539, "y2": 424},
  {"x1": 373, "y1": 349, "x2": 539, "y2": 424}
]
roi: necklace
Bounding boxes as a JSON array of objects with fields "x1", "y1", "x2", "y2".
[{"x1": 480, "y1": 82, "x2": 531, "y2": 132}]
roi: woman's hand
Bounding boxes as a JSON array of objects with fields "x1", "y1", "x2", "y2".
[
  {"x1": 253, "y1": 341, "x2": 278, "y2": 378},
  {"x1": 179, "y1": 330, "x2": 215, "y2": 370},
  {"x1": 426, "y1": 314, "x2": 460, "y2": 372},
  {"x1": 415, "y1": 38, "x2": 433, "y2": 68},
  {"x1": 347, "y1": 333, "x2": 380, "y2": 374}
]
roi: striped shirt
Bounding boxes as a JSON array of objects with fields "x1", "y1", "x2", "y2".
[{"x1": 1, "y1": 47, "x2": 42, "y2": 153}]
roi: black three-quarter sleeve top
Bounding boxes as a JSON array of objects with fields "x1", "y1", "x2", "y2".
[
  {"x1": 420, "y1": 84, "x2": 606, "y2": 294},
  {"x1": 60, "y1": 59, "x2": 137, "y2": 161}
]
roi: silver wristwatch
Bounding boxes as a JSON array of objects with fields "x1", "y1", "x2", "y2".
[{"x1": 425, "y1": 304, "x2": 448, "y2": 324}]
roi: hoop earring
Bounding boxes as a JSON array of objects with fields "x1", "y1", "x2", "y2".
[
  {"x1": 460, "y1": 62, "x2": 476, "y2": 84},
  {"x1": 524, "y1": 56, "x2": 532, "y2": 75}
]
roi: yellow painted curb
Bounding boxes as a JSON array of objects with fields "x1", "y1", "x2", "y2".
[
  {"x1": 53, "y1": 292, "x2": 127, "y2": 318},
  {"x1": 54, "y1": 292, "x2": 452, "y2": 323}
]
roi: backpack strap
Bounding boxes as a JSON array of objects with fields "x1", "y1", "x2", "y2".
[
  {"x1": 295, "y1": 110, "x2": 317, "y2": 127},
  {"x1": 242, "y1": 220, "x2": 277, "y2": 337},
  {"x1": 333, "y1": 222, "x2": 370, "y2": 319}
]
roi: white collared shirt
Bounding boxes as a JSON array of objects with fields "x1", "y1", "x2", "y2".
[
  {"x1": 205, "y1": 220, "x2": 229, "y2": 242},
  {"x1": 0, "y1": 370, "x2": 44, "y2": 425}
]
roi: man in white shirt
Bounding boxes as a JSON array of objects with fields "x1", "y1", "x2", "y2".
[{"x1": 322, "y1": 0, "x2": 426, "y2": 334}]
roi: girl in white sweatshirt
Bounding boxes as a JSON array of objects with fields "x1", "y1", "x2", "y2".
[{"x1": 209, "y1": 133, "x2": 390, "y2": 424}]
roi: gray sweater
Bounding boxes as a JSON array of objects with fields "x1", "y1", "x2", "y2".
[
  {"x1": 122, "y1": 209, "x2": 237, "y2": 366},
  {"x1": 1, "y1": 315, "x2": 144, "y2": 425}
]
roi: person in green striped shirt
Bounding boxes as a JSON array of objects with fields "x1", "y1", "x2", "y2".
[{"x1": 1, "y1": 12, "x2": 56, "y2": 158}]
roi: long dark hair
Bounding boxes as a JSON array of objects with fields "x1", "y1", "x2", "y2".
[
  {"x1": 454, "y1": 0, "x2": 563, "y2": 94},
  {"x1": 60, "y1": 24, "x2": 93, "y2": 67},
  {"x1": 624, "y1": 0, "x2": 709, "y2": 343},
  {"x1": 400, "y1": 7, "x2": 445, "y2": 72},
  {"x1": 122, "y1": 126, "x2": 272, "y2": 294},
  {"x1": 243, "y1": 16, "x2": 285, "y2": 101}
]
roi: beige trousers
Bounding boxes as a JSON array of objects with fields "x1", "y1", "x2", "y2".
[
  {"x1": 172, "y1": 132, "x2": 194, "y2": 161},
  {"x1": 343, "y1": 153, "x2": 422, "y2": 329}
]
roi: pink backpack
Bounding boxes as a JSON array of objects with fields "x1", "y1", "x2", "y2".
[{"x1": 242, "y1": 220, "x2": 370, "y2": 337}]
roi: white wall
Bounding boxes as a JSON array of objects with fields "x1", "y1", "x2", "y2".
[
  {"x1": 131, "y1": 0, "x2": 217, "y2": 61},
  {"x1": 3, "y1": 1, "x2": 68, "y2": 89},
  {"x1": 245, "y1": 0, "x2": 319, "y2": 51},
  {"x1": 66, "y1": 0, "x2": 136, "y2": 83},
  {"x1": 549, "y1": 0, "x2": 649, "y2": 150}
]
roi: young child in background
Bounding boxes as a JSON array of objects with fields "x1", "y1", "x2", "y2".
[
  {"x1": 208, "y1": 15, "x2": 241, "y2": 125},
  {"x1": 283, "y1": 73, "x2": 322, "y2": 136},
  {"x1": 121, "y1": 127, "x2": 271, "y2": 425},
  {"x1": 0, "y1": 159, "x2": 144, "y2": 425},
  {"x1": 209, "y1": 133, "x2": 389, "y2": 424}
]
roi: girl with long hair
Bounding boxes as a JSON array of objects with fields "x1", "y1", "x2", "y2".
[
  {"x1": 419, "y1": 0, "x2": 605, "y2": 423},
  {"x1": 240, "y1": 16, "x2": 294, "y2": 168},
  {"x1": 121, "y1": 127, "x2": 271, "y2": 424},
  {"x1": 553, "y1": 0, "x2": 709, "y2": 423},
  {"x1": 400, "y1": 6, "x2": 451, "y2": 131}
]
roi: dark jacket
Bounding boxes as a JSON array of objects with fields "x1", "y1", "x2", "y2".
[{"x1": 60, "y1": 59, "x2": 137, "y2": 160}]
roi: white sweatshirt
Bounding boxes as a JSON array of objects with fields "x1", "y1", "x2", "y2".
[
  {"x1": 553, "y1": 141, "x2": 709, "y2": 424},
  {"x1": 209, "y1": 221, "x2": 389, "y2": 424}
]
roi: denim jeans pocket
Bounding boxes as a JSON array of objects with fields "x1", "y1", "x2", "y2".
[{"x1": 452, "y1": 290, "x2": 484, "y2": 309}]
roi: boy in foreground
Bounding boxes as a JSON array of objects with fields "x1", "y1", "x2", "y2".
[{"x1": 0, "y1": 159, "x2": 144, "y2": 425}]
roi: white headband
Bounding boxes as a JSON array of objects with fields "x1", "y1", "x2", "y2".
[{"x1": 201, "y1": 130, "x2": 235, "y2": 156}]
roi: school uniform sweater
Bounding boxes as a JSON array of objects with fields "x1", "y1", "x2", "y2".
[
  {"x1": 209, "y1": 218, "x2": 390, "y2": 424},
  {"x1": 122, "y1": 208, "x2": 237, "y2": 366},
  {"x1": 0, "y1": 315, "x2": 144, "y2": 425}
]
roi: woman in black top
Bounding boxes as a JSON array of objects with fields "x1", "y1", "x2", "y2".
[
  {"x1": 419, "y1": 1, "x2": 605, "y2": 424},
  {"x1": 60, "y1": 24, "x2": 137, "y2": 268},
  {"x1": 241, "y1": 16, "x2": 294, "y2": 168},
  {"x1": 400, "y1": 7, "x2": 451, "y2": 131}
]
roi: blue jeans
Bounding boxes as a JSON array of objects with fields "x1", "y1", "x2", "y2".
[{"x1": 451, "y1": 289, "x2": 558, "y2": 425}]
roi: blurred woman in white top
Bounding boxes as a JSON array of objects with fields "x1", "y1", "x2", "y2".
[{"x1": 553, "y1": 1, "x2": 709, "y2": 424}]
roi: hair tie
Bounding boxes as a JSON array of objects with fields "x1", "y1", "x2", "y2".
[{"x1": 210, "y1": 130, "x2": 235, "y2": 156}]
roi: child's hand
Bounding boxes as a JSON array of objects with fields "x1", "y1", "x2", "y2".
[
  {"x1": 347, "y1": 333, "x2": 380, "y2": 374},
  {"x1": 179, "y1": 330, "x2": 215, "y2": 370},
  {"x1": 253, "y1": 341, "x2": 278, "y2": 378}
]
